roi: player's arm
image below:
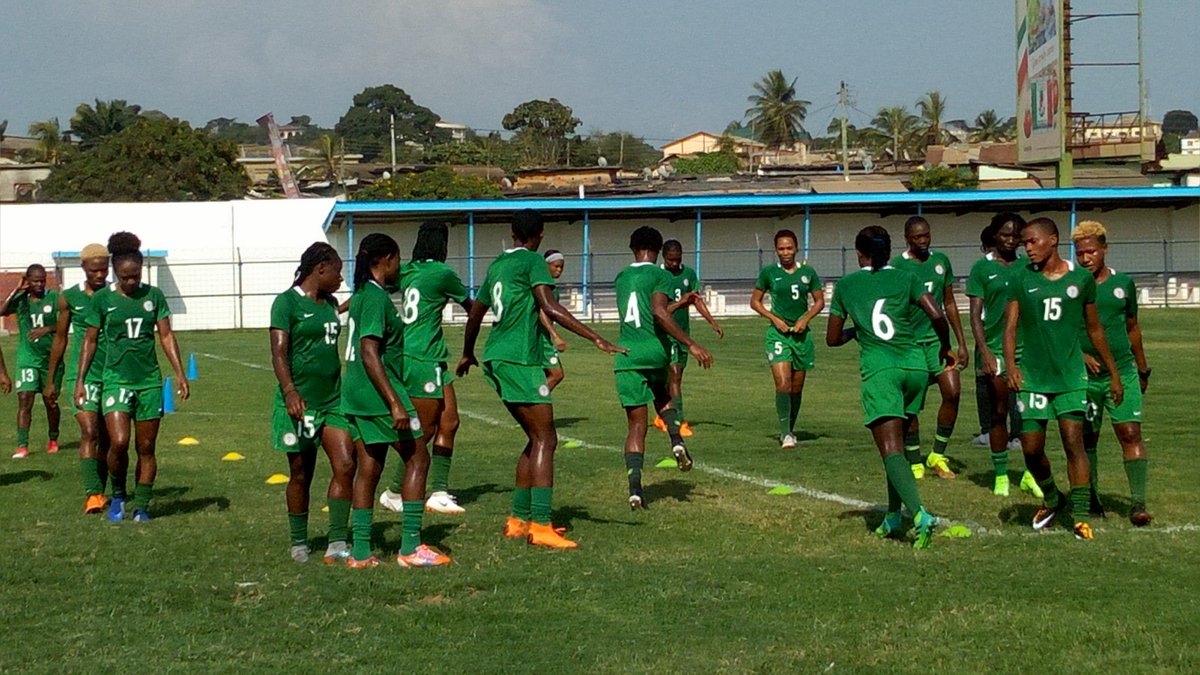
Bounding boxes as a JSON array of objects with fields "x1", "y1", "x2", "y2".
[
  {"x1": 1084, "y1": 303, "x2": 1123, "y2": 405},
  {"x1": 943, "y1": 284, "x2": 969, "y2": 369},
  {"x1": 337, "y1": 298, "x2": 350, "y2": 315},
  {"x1": 538, "y1": 307, "x2": 568, "y2": 351},
  {"x1": 0, "y1": 279, "x2": 27, "y2": 316},
  {"x1": 691, "y1": 293, "x2": 724, "y2": 339},
  {"x1": 824, "y1": 314, "x2": 855, "y2": 347},
  {"x1": 44, "y1": 293, "x2": 72, "y2": 399},
  {"x1": 74, "y1": 326, "x2": 99, "y2": 405},
  {"x1": 533, "y1": 284, "x2": 625, "y2": 356},
  {"x1": 0, "y1": 345, "x2": 11, "y2": 394},
  {"x1": 360, "y1": 335, "x2": 409, "y2": 430},
  {"x1": 750, "y1": 287, "x2": 790, "y2": 333},
  {"x1": 793, "y1": 289, "x2": 825, "y2": 334},
  {"x1": 1002, "y1": 299, "x2": 1023, "y2": 391},
  {"x1": 651, "y1": 291, "x2": 713, "y2": 368},
  {"x1": 456, "y1": 300, "x2": 488, "y2": 376},
  {"x1": 917, "y1": 293, "x2": 956, "y2": 369},
  {"x1": 1127, "y1": 315, "x2": 1149, "y2": 393},
  {"x1": 969, "y1": 296, "x2": 998, "y2": 376},
  {"x1": 156, "y1": 317, "x2": 190, "y2": 401},
  {"x1": 269, "y1": 328, "x2": 305, "y2": 419}
]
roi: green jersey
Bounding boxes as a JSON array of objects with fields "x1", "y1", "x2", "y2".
[
  {"x1": 891, "y1": 250, "x2": 953, "y2": 344},
  {"x1": 755, "y1": 262, "x2": 821, "y2": 323},
  {"x1": 84, "y1": 284, "x2": 170, "y2": 389},
  {"x1": 341, "y1": 281, "x2": 405, "y2": 416},
  {"x1": 1080, "y1": 269, "x2": 1137, "y2": 378},
  {"x1": 1008, "y1": 262, "x2": 1097, "y2": 393},
  {"x1": 830, "y1": 267, "x2": 926, "y2": 379},
  {"x1": 7, "y1": 290, "x2": 59, "y2": 368},
  {"x1": 966, "y1": 252, "x2": 1023, "y2": 355},
  {"x1": 614, "y1": 262, "x2": 674, "y2": 371},
  {"x1": 536, "y1": 285, "x2": 561, "y2": 353},
  {"x1": 400, "y1": 260, "x2": 469, "y2": 362},
  {"x1": 479, "y1": 247, "x2": 555, "y2": 366},
  {"x1": 663, "y1": 265, "x2": 699, "y2": 334},
  {"x1": 269, "y1": 287, "x2": 341, "y2": 411},
  {"x1": 62, "y1": 283, "x2": 107, "y2": 385}
]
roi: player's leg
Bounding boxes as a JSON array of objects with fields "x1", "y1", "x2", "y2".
[
  {"x1": 1057, "y1": 413, "x2": 1094, "y2": 539},
  {"x1": 985, "y1": 375, "x2": 1014, "y2": 495},
  {"x1": 348, "y1": 438, "x2": 387, "y2": 567},
  {"x1": 866, "y1": 370, "x2": 935, "y2": 548},
  {"x1": 14, "y1": 390, "x2": 34, "y2": 458},
  {"x1": 425, "y1": 381, "x2": 464, "y2": 514},
  {"x1": 788, "y1": 368, "x2": 807, "y2": 437},
  {"x1": 789, "y1": 337, "x2": 814, "y2": 439},
  {"x1": 667, "y1": 360, "x2": 690, "y2": 436},
  {"x1": 924, "y1": 367, "x2": 960, "y2": 478},
  {"x1": 103, "y1": 409, "x2": 133, "y2": 521},
  {"x1": 508, "y1": 401, "x2": 575, "y2": 548},
  {"x1": 771, "y1": 362, "x2": 796, "y2": 448},
  {"x1": 1019, "y1": 394, "x2": 1061, "y2": 529},
  {"x1": 1082, "y1": 378, "x2": 1107, "y2": 516},
  {"x1": 285, "y1": 448, "x2": 318, "y2": 562},
  {"x1": 973, "y1": 372, "x2": 992, "y2": 446},
  {"x1": 623, "y1": 403, "x2": 649, "y2": 509},
  {"x1": 391, "y1": 435, "x2": 450, "y2": 567},
  {"x1": 1114, "y1": 421, "x2": 1151, "y2": 525},
  {"x1": 652, "y1": 371, "x2": 690, "y2": 472},
  {"x1": 320, "y1": 420, "x2": 355, "y2": 563},
  {"x1": 43, "y1": 368, "x2": 62, "y2": 453},
  {"x1": 130, "y1": 415, "x2": 161, "y2": 522},
  {"x1": 77, "y1": 408, "x2": 107, "y2": 513}
]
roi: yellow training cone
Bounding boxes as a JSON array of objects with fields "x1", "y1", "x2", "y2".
[
  {"x1": 221, "y1": 452, "x2": 245, "y2": 461},
  {"x1": 321, "y1": 505, "x2": 329, "y2": 513},
  {"x1": 178, "y1": 437, "x2": 200, "y2": 446},
  {"x1": 265, "y1": 473, "x2": 289, "y2": 485}
]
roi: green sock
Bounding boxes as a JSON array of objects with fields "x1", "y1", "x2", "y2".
[
  {"x1": 80, "y1": 458, "x2": 103, "y2": 496},
  {"x1": 932, "y1": 423, "x2": 954, "y2": 455},
  {"x1": 775, "y1": 392, "x2": 791, "y2": 437},
  {"x1": 49, "y1": 429, "x2": 59, "y2": 441},
  {"x1": 904, "y1": 445, "x2": 922, "y2": 465},
  {"x1": 882, "y1": 454, "x2": 923, "y2": 514},
  {"x1": 625, "y1": 452, "x2": 644, "y2": 491},
  {"x1": 387, "y1": 458, "x2": 405, "y2": 494},
  {"x1": 401, "y1": 501, "x2": 423, "y2": 556},
  {"x1": 530, "y1": 486, "x2": 553, "y2": 525},
  {"x1": 672, "y1": 396, "x2": 685, "y2": 424},
  {"x1": 1039, "y1": 477, "x2": 1060, "y2": 508},
  {"x1": 16, "y1": 427, "x2": 29, "y2": 448},
  {"x1": 511, "y1": 486, "x2": 532, "y2": 520},
  {"x1": 1085, "y1": 447, "x2": 1098, "y2": 492},
  {"x1": 991, "y1": 451, "x2": 1008, "y2": 478},
  {"x1": 351, "y1": 508, "x2": 373, "y2": 560},
  {"x1": 885, "y1": 474, "x2": 903, "y2": 512},
  {"x1": 287, "y1": 512, "x2": 308, "y2": 546},
  {"x1": 660, "y1": 407, "x2": 684, "y2": 446},
  {"x1": 789, "y1": 393, "x2": 803, "y2": 432},
  {"x1": 110, "y1": 470, "x2": 127, "y2": 499},
  {"x1": 429, "y1": 450, "x2": 453, "y2": 493},
  {"x1": 327, "y1": 498, "x2": 350, "y2": 543},
  {"x1": 1124, "y1": 458, "x2": 1148, "y2": 506},
  {"x1": 132, "y1": 483, "x2": 153, "y2": 512},
  {"x1": 1069, "y1": 486, "x2": 1090, "y2": 522}
]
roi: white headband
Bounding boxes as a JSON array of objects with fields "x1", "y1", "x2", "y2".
[{"x1": 545, "y1": 252, "x2": 565, "y2": 264}]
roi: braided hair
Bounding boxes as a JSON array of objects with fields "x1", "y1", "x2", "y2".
[
  {"x1": 293, "y1": 242, "x2": 341, "y2": 304},
  {"x1": 412, "y1": 221, "x2": 450, "y2": 263},
  {"x1": 855, "y1": 226, "x2": 891, "y2": 270},
  {"x1": 353, "y1": 233, "x2": 400, "y2": 292},
  {"x1": 981, "y1": 212, "x2": 1025, "y2": 251}
]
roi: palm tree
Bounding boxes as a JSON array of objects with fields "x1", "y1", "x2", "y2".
[
  {"x1": 916, "y1": 91, "x2": 950, "y2": 148},
  {"x1": 971, "y1": 109, "x2": 1007, "y2": 142},
  {"x1": 745, "y1": 70, "x2": 810, "y2": 149},
  {"x1": 28, "y1": 118, "x2": 64, "y2": 164},
  {"x1": 870, "y1": 106, "x2": 920, "y2": 161},
  {"x1": 70, "y1": 99, "x2": 142, "y2": 148}
]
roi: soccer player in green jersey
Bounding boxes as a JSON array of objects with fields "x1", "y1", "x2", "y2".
[
  {"x1": 269, "y1": 243, "x2": 357, "y2": 563},
  {"x1": 616, "y1": 227, "x2": 715, "y2": 509},
  {"x1": 457, "y1": 209, "x2": 624, "y2": 549},
  {"x1": 1003, "y1": 217, "x2": 1122, "y2": 541},
  {"x1": 379, "y1": 222, "x2": 473, "y2": 516},
  {"x1": 0, "y1": 347, "x2": 11, "y2": 395},
  {"x1": 826, "y1": 226, "x2": 953, "y2": 549},
  {"x1": 341, "y1": 233, "x2": 450, "y2": 569},
  {"x1": 967, "y1": 213, "x2": 1039, "y2": 498},
  {"x1": 1, "y1": 264, "x2": 63, "y2": 459},
  {"x1": 74, "y1": 232, "x2": 190, "y2": 523},
  {"x1": 654, "y1": 239, "x2": 722, "y2": 439},
  {"x1": 45, "y1": 243, "x2": 112, "y2": 514},
  {"x1": 751, "y1": 229, "x2": 824, "y2": 448},
  {"x1": 890, "y1": 217, "x2": 969, "y2": 480},
  {"x1": 538, "y1": 249, "x2": 570, "y2": 392},
  {"x1": 1071, "y1": 221, "x2": 1153, "y2": 526}
]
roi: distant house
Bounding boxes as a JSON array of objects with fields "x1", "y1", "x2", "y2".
[
  {"x1": 1182, "y1": 131, "x2": 1200, "y2": 156},
  {"x1": 435, "y1": 121, "x2": 470, "y2": 144},
  {"x1": 514, "y1": 165, "x2": 619, "y2": 189},
  {"x1": 0, "y1": 160, "x2": 51, "y2": 202},
  {"x1": 661, "y1": 132, "x2": 725, "y2": 158}
]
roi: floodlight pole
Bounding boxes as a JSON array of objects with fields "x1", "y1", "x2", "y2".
[{"x1": 1059, "y1": 0, "x2": 1075, "y2": 188}]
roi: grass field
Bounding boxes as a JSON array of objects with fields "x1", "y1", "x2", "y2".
[{"x1": 0, "y1": 310, "x2": 1197, "y2": 672}]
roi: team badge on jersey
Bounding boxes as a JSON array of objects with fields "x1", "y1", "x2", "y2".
[
  {"x1": 935, "y1": 265, "x2": 945, "y2": 276},
  {"x1": 424, "y1": 381, "x2": 437, "y2": 394},
  {"x1": 42, "y1": 305, "x2": 52, "y2": 314},
  {"x1": 538, "y1": 384, "x2": 550, "y2": 397},
  {"x1": 143, "y1": 300, "x2": 154, "y2": 312},
  {"x1": 410, "y1": 417, "x2": 421, "y2": 431},
  {"x1": 1066, "y1": 285, "x2": 1079, "y2": 299},
  {"x1": 801, "y1": 275, "x2": 810, "y2": 284},
  {"x1": 283, "y1": 432, "x2": 298, "y2": 447},
  {"x1": 1114, "y1": 287, "x2": 1126, "y2": 299}
]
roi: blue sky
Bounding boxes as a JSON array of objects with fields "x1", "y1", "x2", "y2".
[{"x1": 2, "y1": 0, "x2": 1196, "y2": 144}]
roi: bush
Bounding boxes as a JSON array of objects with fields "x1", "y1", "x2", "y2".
[
  {"x1": 353, "y1": 167, "x2": 503, "y2": 201},
  {"x1": 910, "y1": 165, "x2": 979, "y2": 191},
  {"x1": 672, "y1": 152, "x2": 739, "y2": 175}
]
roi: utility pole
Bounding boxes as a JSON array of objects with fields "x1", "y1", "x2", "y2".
[
  {"x1": 1137, "y1": 0, "x2": 1147, "y2": 160},
  {"x1": 1059, "y1": 0, "x2": 1074, "y2": 187},
  {"x1": 839, "y1": 81, "x2": 850, "y2": 182},
  {"x1": 390, "y1": 113, "x2": 397, "y2": 173},
  {"x1": 619, "y1": 133, "x2": 625, "y2": 166}
]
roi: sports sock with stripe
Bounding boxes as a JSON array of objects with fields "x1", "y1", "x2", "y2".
[
  {"x1": 132, "y1": 482, "x2": 153, "y2": 512},
  {"x1": 789, "y1": 393, "x2": 803, "y2": 433},
  {"x1": 672, "y1": 395, "x2": 685, "y2": 424},
  {"x1": 903, "y1": 428, "x2": 922, "y2": 464},
  {"x1": 991, "y1": 450, "x2": 1008, "y2": 478},
  {"x1": 351, "y1": 508, "x2": 373, "y2": 560},
  {"x1": 16, "y1": 427, "x2": 29, "y2": 449},
  {"x1": 1069, "y1": 486, "x2": 1090, "y2": 522},
  {"x1": 625, "y1": 452, "x2": 643, "y2": 492},
  {"x1": 932, "y1": 423, "x2": 954, "y2": 455},
  {"x1": 80, "y1": 458, "x2": 104, "y2": 496},
  {"x1": 660, "y1": 407, "x2": 684, "y2": 446}
]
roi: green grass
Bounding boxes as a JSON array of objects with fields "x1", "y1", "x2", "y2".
[{"x1": 1, "y1": 311, "x2": 1197, "y2": 672}]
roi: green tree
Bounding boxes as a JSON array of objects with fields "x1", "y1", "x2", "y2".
[
  {"x1": 910, "y1": 164, "x2": 978, "y2": 191},
  {"x1": 335, "y1": 84, "x2": 447, "y2": 161},
  {"x1": 745, "y1": 70, "x2": 809, "y2": 149},
  {"x1": 870, "y1": 106, "x2": 920, "y2": 160},
  {"x1": 1162, "y1": 110, "x2": 1198, "y2": 137},
  {"x1": 38, "y1": 117, "x2": 248, "y2": 202},
  {"x1": 916, "y1": 91, "x2": 950, "y2": 148},
  {"x1": 971, "y1": 109, "x2": 1010, "y2": 142},
  {"x1": 502, "y1": 98, "x2": 581, "y2": 167},
  {"x1": 353, "y1": 167, "x2": 502, "y2": 201},
  {"x1": 673, "y1": 152, "x2": 738, "y2": 175},
  {"x1": 28, "y1": 118, "x2": 66, "y2": 164},
  {"x1": 205, "y1": 117, "x2": 267, "y2": 145},
  {"x1": 584, "y1": 130, "x2": 659, "y2": 169},
  {"x1": 69, "y1": 99, "x2": 142, "y2": 148}
]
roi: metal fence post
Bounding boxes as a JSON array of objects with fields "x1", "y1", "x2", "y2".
[
  {"x1": 467, "y1": 211, "x2": 476, "y2": 297},
  {"x1": 236, "y1": 247, "x2": 244, "y2": 329},
  {"x1": 1163, "y1": 237, "x2": 1170, "y2": 308},
  {"x1": 345, "y1": 214, "x2": 355, "y2": 290},
  {"x1": 582, "y1": 210, "x2": 591, "y2": 315},
  {"x1": 841, "y1": 244, "x2": 848, "y2": 277},
  {"x1": 803, "y1": 205, "x2": 811, "y2": 260}
]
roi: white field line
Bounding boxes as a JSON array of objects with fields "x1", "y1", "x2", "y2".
[{"x1": 201, "y1": 352, "x2": 1194, "y2": 538}]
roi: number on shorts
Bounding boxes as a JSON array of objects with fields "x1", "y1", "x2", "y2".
[
  {"x1": 85, "y1": 383, "x2": 100, "y2": 402},
  {"x1": 402, "y1": 288, "x2": 420, "y2": 324},
  {"x1": 344, "y1": 318, "x2": 357, "y2": 362},
  {"x1": 118, "y1": 388, "x2": 134, "y2": 405},
  {"x1": 297, "y1": 413, "x2": 317, "y2": 439},
  {"x1": 435, "y1": 365, "x2": 443, "y2": 388},
  {"x1": 773, "y1": 341, "x2": 784, "y2": 355},
  {"x1": 18, "y1": 368, "x2": 35, "y2": 385},
  {"x1": 125, "y1": 317, "x2": 144, "y2": 339},
  {"x1": 623, "y1": 292, "x2": 641, "y2": 328},
  {"x1": 1042, "y1": 297, "x2": 1062, "y2": 321},
  {"x1": 871, "y1": 298, "x2": 895, "y2": 341},
  {"x1": 1028, "y1": 393, "x2": 1049, "y2": 410},
  {"x1": 491, "y1": 281, "x2": 504, "y2": 321}
]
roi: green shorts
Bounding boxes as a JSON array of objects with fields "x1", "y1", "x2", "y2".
[
  {"x1": 345, "y1": 408, "x2": 420, "y2": 445},
  {"x1": 102, "y1": 384, "x2": 163, "y2": 421},
  {"x1": 14, "y1": 363, "x2": 62, "y2": 394},
  {"x1": 765, "y1": 325, "x2": 814, "y2": 371},
  {"x1": 540, "y1": 339, "x2": 562, "y2": 370},
  {"x1": 860, "y1": 368, "x2": 928, "y2": 427},
  {"x1": 669, "y1": 339, "x2": 689, "y2": 367},
  {"x1": 403, "y1": 356, "x2": 454, "y2": 399},
  {"x1": 74, "y1": 381, "x2": 103, "y2": 415},
  {"x1": 483, "y1": 360, "x2": 551, "y2": 405},
  {"x1": 615, "y1": 367, "x2": 669, "y2": 408},
  {"x1": 974, "y1": 348, "x2": 1012, "y2": 378},
  {"x1": 1085, "y1": 370, "x2": 1143, "y2": 430},
  {"x1": 1016, "y1": 389, "x2": 1087, "y2": 424},
  {"x1": 272, "y1": 398, "x2": 350, "y2": 453}
]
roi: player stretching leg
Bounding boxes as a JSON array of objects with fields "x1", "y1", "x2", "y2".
[
  {"x1": 538, "y1": 250, "x2": 570, "y2": 392},
  {"x1": 75, "y1": 233, "x2": 190, "y2": 523},
  {"x1": 967, "y1": 213, "x2": 1039, "y2": 497},
  {"x1": 341, "y1": 234, "x2": 449, "y2": 568},
  {"x1": 615, "y1": 228, "x2": 714, "y2": 509},
  {"x1": 379, "y1": 222, "x2": 473, "y2": 516},
  {"x1": 1004, "y1": 218, "x2": 1122, "y2": 540},
  {"x1": 46, "y1": 244, "x2": 112, "y2": 513},
  {"x1": 1072, "y1": 222, "x2": 1152, "y2": 526},
  {"x1": 269, "y1": 243, "x2": 357, "y2": 563},
  {"x1": 457, "y1": 210, "x2": 624, "y2": 549},
  {"x1": 827, "y1": 226, "x2": 954, "y2": 549},
  {"x1": 890, "y1": 217, "x2": 969, "y2": 479},
  {"x1": 654, "y1": 239, "x2": 722, "y2": 438},
  {"x1": 751, "y1": 229, "x2": 824, "y2": 448},
  {"x1": 1, "y1": 265, "x2": 63, "y2": 458}
]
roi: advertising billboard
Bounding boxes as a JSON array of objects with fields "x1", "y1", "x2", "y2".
[{"x1": 1016, "y1": 0, "x2": 1065, "y2": 163}]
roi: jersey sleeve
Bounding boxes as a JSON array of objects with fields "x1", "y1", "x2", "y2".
[
  {"x1": 805, "y1": 265, "x2": 822, "y2": 293},
  {"x1": 356, "y1": 290, "x2": 387, "y2": 340},
  {"x1": 442, "y1": 267, "x2": 469, "y2": 304},
  {"x1": 829, "y1": 282, "x2": 847, "y2": 318},
  {"x1": 941, "y1": 255, "x2": 955, "y2": 285},
  {"x1": 653, "y1": 268, "x2": 675, "y2": 298},
  {"x1": 269, "y1": 292, "x2": 292, "y2": 331},
  {"x1": 1124, "y1": 277, "x2": 1138, "y2": 319},
  {"x1": 153, "y1": 287, "x2": 172, "y2": 321},
  {"x1": 965, "y1": 261, "x2": 984, "y2": 298},
  {"x1": 687, "y1": 267, "x2": 700, "y2": 292},
  {"x1": 1081, "y1": 274, "x2": 1097, "y2": 304},
  {"x1": 908, "y1": 272, "x2": 925, "y2": 305},
  {"x1": 83, "y1": 294, "x2": 103, "y2": 329},
  {"x1": 754, "y1": 266, "x2": 771, "y2": 292}
]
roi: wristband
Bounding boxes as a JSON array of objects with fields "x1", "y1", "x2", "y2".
[{"x1": 1138, "y1": 369, "x2": 1151, "y2": 380}]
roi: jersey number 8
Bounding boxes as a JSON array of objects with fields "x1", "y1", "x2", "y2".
[{"x1": 402, "y1": 288, "x2": 420, "y2": 324}]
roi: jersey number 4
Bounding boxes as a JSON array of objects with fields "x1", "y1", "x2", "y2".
[{"x1": 624, "y1": 293, "x2": 642, "y2": 328}]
